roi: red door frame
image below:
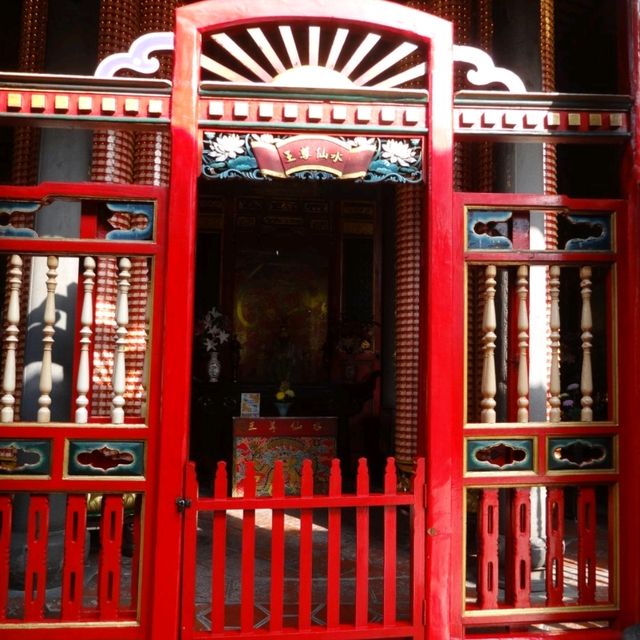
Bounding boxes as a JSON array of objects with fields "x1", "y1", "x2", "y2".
[
  {"x1": 151, "y1": 1, "x2": 456, "y2": 639},
  {"x1": 619, "y1": 0, "x2": 640, "y2": 627}
]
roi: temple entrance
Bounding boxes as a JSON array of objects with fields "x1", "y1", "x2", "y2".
[
  {"x1": 2, "y1": 1, "x2": 636, "y2": 639},
  {"x1": 190, "y1": 179, "x2": 395, "y2": 489}
]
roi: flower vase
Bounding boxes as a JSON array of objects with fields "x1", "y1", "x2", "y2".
[
  {"x1": 207, "y1": 350, "x2": 221, "y2": 383},
  {"x1": 275, "y1": 401, "x2": 291, "y2": 417}
]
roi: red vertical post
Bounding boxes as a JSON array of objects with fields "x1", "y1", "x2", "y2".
[
  {"x1": 423, "y1": 12, "x2": 456, "y2": 640},
  {"x1": 180, "y1": 464, "x2": 198, "y2": 639},
  {"x1": 151, "y1": 7, "x2": 201, "y2": 637},
  {"x1": 577, "y1": 487, "x2": 597, "y2": 605},
  {"x1": 270, "y1": 462, "x2": 285, "y2": 633},
  {"x1": 61, "y1": 494, "x2": 87, "y2": 621},
  {"x1": 618, "y1": 0, "x2": 640, "y2": 628},
  {"x1": 545, "y1": 488, "x2": 565, "y2": 606},
  {"x1": 477, "y1": 489, "x2": 499, "y2": 609},
  {"x1": 211, "y1": 461, "x2": 228, "y2": 633},
  {"x1": 240, "y1": 462, "x2": 256, "y2": 632},
  {"x1": 326, "y1": 459, "x2": 342, "y2": 629},
  {"x1": 299, "y1": 460, "x2": 314, "y2": 630},
  {"x1": 98, "y1": 494, "x2": 124, "y2": 619},
  {"x1": 0, "y1": 495, "x2": 12, "y2": 621},
  {"x1": 355, "y1": 458, "x2": 370, "y2": 628},
  {"x1": 23, "y1": 495, "x2": 49, "y2": 621},
  {"x1": 383, "y1": 458, "x2": 397, "y2": 626},
  {"x1": 412, "y1": 459, "x2": 426, "y2": 632},
  {"x1": 128, "y1": 494, "x2": 142, "y2": 612},
  {"x1": 506, "y1": 488, "x2": 531, "y2": 608}
]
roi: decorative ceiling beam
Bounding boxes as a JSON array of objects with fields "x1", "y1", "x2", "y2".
[{"x1": 0, "y1": 74, "x2": 630, "y2": 142}]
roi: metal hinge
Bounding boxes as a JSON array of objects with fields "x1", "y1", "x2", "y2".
[{"x1": 176, "y1": 497, "x2": 192, "y2": 513}]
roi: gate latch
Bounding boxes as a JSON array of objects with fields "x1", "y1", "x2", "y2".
[{"x1": 176, "y1": 497, "x2": 192, "y2": 513}]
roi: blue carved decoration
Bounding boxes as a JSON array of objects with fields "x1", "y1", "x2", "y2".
[
  {"x1": 467, "y1": 438, "x2": 533, "y2": 472},
  {"x1": 68, "y1": 441, "x2": 145, "y2": 476},
  {"x1": 562, "y1": 214, "x2": 611, "y2": 251},
  {"x1": 0, "y1": 201, "x2": 40, "y2": 237},
  {"x1": 202, "y1": 133, "x2": 263, "y2": 180},
  {"x1": 105, "y1": 202, "x2": 154, "y2": 240},
  {"x1": 201, "y1": 133, "x2": 423, "y2": 183},
  {"x1": 467, "y1": 210, "x2": 513, "y2": 249},
  {"x1": 363, "y1": 138, "x2": 422, "y2": 183},
  {"x1": 0, "y1": 439, "x2": 50, "y2": 475},
  {"x1": 548, "y1": 437, "x2": 613, "y2": 471}
]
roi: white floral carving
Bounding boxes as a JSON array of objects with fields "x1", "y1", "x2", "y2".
[
  {"x1": 207, "y1": 133, "x2": 245, "y2": 162},
  {"x1": 381, "y1": 140, "x2": 416, "y2": 167}
]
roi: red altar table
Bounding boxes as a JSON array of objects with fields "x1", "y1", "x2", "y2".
[{"x1": 232, "y1": 417, "x2": 337, "y2": 496}]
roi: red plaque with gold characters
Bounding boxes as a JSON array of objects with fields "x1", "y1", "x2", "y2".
[{"x1": 232, "y1": 417, "x2": 337, "y2": 496}]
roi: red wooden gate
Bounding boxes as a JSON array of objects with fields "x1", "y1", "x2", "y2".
[{"x1": 180, "y1": 457, "x2": 425, "y2": 639}]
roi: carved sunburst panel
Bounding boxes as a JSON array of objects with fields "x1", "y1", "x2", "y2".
[
  {"x1": 200, "y1": 24, "x2": 427, "y2": 90},
  {"x1": 94, "y1": 24, "x2": 525, "y2": 92}
]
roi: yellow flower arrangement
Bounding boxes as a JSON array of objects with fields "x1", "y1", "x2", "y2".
[{"x1": 275, "y1": 382, "x2": 295, "y2": 402}]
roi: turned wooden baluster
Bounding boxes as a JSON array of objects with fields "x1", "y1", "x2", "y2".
[
  {"x1": 1, "y1": 255, "x2": 23, "y2": 422},
  {"x1": 140, "y1": 309, "x2": 150, "y2": 420},
  {"x1": 38, "y1": 255, "x2": 59, "y2": 422},
  {"x1": 580, "y1": 266, "x2": 594, "y2": 421},
  {"x1": 548, "y1": 265, "x2": 562, "y2": 422},
  {"x1": 111, "y1": 257, "x2": 131, "y2": 424},
  {"x1": 481, "y1": 265, "x2": 497, "y2": 423},
  {"x1": 517, "y1": 265, "x2": 529, "y2": 422},
  {"x1": 75, "y1": 257, "x2": 96, "y2": 423}
]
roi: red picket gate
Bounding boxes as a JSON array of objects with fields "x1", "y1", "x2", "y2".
[{"x1": 180, "y1": 457, "x2": 426, "y2": 639}]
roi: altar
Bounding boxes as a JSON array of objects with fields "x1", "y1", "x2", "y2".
[{"x1": 232, "y1": 417, "x2": 337, "y2": 496}]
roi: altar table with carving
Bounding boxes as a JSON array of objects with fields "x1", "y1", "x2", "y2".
[{"x1": 232, "y1": 417, "x2": 337, "y2": 496}]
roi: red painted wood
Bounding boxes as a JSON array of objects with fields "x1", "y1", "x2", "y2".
[
  {"x1": 577, "y1": 487, "x2": 597, "y2": 605},
  {"x1": 0, "y1": 181, "x2": 164, "y2": 200},
  {"x1": 545, "y1": 488, "x2": 565, "y2": 607},
  {"x1": 383, "y1": 458, "x2": 397, "y2": 626},
  {"x1": 23, "y1": 495, "x2": 49, "y2": 621},
  {"x1": 128, "y1": 495, "x2": 142, "y2": 612},
  {"x1": 186, "y1": 626, "x2": 417, "y2": 640},
  {"x1": 269, "y1": 462, "x2": 285, "y2": 633},
  {"x1": 180, "y1": 463, "x2": 198, "y2": 639},
  {"x1": 0, "y1": 495, "x2": 12, "y2": 621},
  {"x1": 98, "y1": 495, "x2": 124, "y2": 620},
  {"x1": 61, "y1": 494, "x2": 87, "y2": 620},
  {"x1": 467, "y1": 631, "x2": 619, "y2": 640},
  {"x1": 326, "y1": 459, "x2": 342, "y2": 629},
  {"x1": 168, "y1": 7, "x2": 455, "y2": 638},
  {"x1": 422, "y1": 12, "x2": 456, "y2": 637},
  {"x1": 607, "y1": 486, "x2": 616, "y2": 605},
  {"x1": 181, "y1": 456, "x2": 423, "y2": 638},
  {"x1": 212, "y1": 462, "x2": 228, "y2": 633},
  {"x1": 148, "y1": 3, "x2": 202, "y2": 633},
  {"x1": 240, "y1": 462, "x2": 256, "y2": 632},
  {"x1": 411, "y1": 459, "x2": 426, "y2": 636},
  {"x1": 618, "y1": 4, "x2": 640, "y2": 624},
  {"x1": 505, "y1": 489, "x2": 531, "y2": 608},
  {"x1": 477, "y1": 489, "x2": 499, "y2": 609},
  {"x1": 0, "y1": 627, "x2": 141, "y2": 640},
  {"x1": 355, "y1": 458, "x2": 370, "y2": 628},
  {"x1": 465, "y1": 251, "x2": 614, "y2": 265},
  {"x1": 298, "y1": 460, "x2": 314, "y2": 630}
]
